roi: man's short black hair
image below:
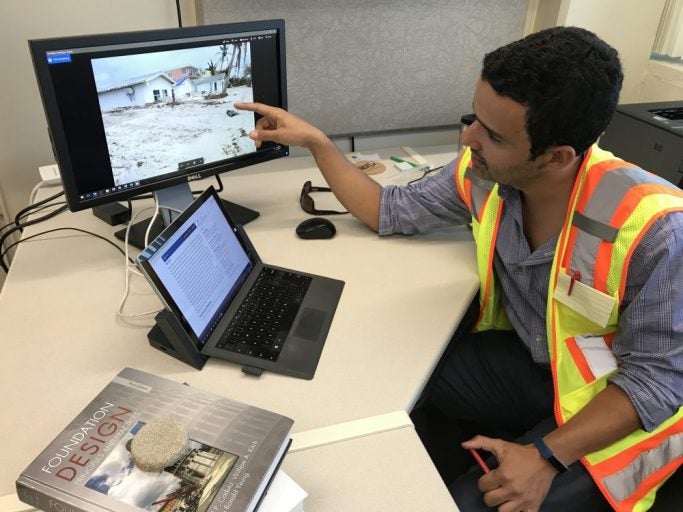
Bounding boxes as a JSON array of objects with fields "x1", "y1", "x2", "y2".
[{"x1": 481, "y1": 26, "x2": 623, "y2": 160}]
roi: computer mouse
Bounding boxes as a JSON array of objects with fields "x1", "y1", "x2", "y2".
[{"x1": 296, "y1": 218, "x2": 336, "y2": 239}]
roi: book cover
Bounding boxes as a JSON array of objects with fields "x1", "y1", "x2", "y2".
[{"x1": 16, "y1": 368, "x2": 293, "y2": 512}]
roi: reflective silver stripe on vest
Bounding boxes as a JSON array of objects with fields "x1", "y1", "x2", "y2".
[
  {"x1": 465, "y1": 168, "x2": 495, "y2": 221},
  {"x1": 570, "y1": 166, "x2": 653, "y2": 288},
  {"x1": 572, "y1": 212, "x2": 618, "y2": 242},
  {"x1": 574, "y1": 334, "x2": 617, "y2": 378},
  {"x1": 601, "y1": 432, "x2": 683, "y2": 502}
]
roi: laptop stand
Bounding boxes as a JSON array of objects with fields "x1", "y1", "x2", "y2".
[{"x1": 147, "y1": 310, "x2": 208, "y2": 370}]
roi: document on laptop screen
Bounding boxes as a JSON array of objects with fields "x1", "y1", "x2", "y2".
[{"x1": 146, "y1": 195, "x2": 252, "y2": 342}]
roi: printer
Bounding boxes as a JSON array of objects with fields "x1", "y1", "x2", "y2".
[{"x1": 599, "y1": 100, "x2": 682, "y2": 188}]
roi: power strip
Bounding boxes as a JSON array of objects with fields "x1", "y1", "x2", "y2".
[{"x1": 38, "y1": 164, "x2": 61, "y2": 185}]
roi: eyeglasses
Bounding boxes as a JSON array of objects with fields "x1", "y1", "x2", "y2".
[
  {"x1": 300, "y1": 181, "x2": 348, "y2": 215},
  {"x1": 461, "y1": 113, "x2": 475, "y2": 126}
]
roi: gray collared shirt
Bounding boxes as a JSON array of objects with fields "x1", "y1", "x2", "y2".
[{"x1": 379, "y1": 159, "x2": 683, "y2": 431}]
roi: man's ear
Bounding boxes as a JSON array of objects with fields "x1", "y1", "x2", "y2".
[
  {"x1": 541, "y1": 145, "x2": 577, "y2": 169},
  {"x1": 536, "y1": 146, "x2": 576, "y2": 169}
]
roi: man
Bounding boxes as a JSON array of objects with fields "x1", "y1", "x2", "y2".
[{"x1": 236, "y1": 26, "x2": 683, "y2": 512}]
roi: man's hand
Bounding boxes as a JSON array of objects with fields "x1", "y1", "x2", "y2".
[
  {"x1": 462, "y1": 436, "x2": 558, "y2": 512},
  {"x1": 234, "y1": 102, "x2": 327, "y2": 150},
  {"x1": 236, "y1": 102, "x2": 383, "y2": 230}
]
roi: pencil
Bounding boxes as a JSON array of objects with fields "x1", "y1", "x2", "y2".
[{"x1": 469, "y1": 448, "x2": 491, "y2": 474}]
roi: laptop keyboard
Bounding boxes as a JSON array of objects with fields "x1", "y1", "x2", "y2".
[
  {"x1": 215, "y1": 267, "x2": 312, "y2": 361},
  {"x1": 650, "y1": 107, "x2": 683, "y2": 121}
]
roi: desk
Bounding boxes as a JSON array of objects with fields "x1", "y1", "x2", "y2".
[
  {"x1": 282, "y1": 425, "x2": 457, "y2": 511},
  {"x1": 0, "y1": 146, "x2": 478, "y2": 508}
]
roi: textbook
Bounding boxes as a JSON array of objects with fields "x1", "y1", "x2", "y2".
[{"x1": 15, "y1": 368, "x2": 293, "y2": 512}]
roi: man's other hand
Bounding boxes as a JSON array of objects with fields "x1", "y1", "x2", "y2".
[{"x1": 462, "y1": 435, "x2": 559, "y2": 512}]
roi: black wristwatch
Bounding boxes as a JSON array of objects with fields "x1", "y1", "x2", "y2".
[{"x1": 533, "y1": 436, "x2": 571, "y2": 473}]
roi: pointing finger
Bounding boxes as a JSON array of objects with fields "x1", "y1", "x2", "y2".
[{"x1": 235, "y1": 101, "x2": 278, "y2": 116}]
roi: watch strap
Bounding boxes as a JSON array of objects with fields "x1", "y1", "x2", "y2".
[{"x1": 533, "y1": 436, "x2": 571, "y2": 473}]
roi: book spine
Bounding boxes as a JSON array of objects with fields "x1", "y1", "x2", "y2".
[{"x1": 16, "y1": 479, "x2": 107, "y2": 512}]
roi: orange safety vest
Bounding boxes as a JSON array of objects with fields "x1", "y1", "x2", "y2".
[{"x1": 454, "y1": 145, "x2": 683, "y2": 511}]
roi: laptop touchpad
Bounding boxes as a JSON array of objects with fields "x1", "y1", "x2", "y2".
[{"x1": 294, "y1": 308, "x2": 327, "y2": 341}]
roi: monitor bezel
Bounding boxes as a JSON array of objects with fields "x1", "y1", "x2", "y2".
[{"x1": 29, "y1": 19, "x2": 288, "y2": 212}]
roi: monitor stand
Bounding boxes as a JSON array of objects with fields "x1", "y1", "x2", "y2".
[{"x1": 114, "y1": 183, "x2": 259, "y2": 250}]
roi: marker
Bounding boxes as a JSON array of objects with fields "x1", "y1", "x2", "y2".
[
  {"x1": 568, "y1": 270, "x2": 581, "y2": 296},
  {"x1": 469, "y1": 448, "x2": 491, "y2": 474},
  {"x1": 390, "y1": 155, "x2": 418, "y2": 167}
]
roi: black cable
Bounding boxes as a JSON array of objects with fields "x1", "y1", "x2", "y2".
[
  {"x1": 16, "y1": 201, "x2": 67, "y2": 223},
  {"x1": 0, "y1": 204, "x2": 69, "y2": 272},
  {"x1": 13, "y1": 190, "x2": 65, "y2": 229},
  {"x1": 1, "y1": 201, "x2": 66, "y2": 236},
  {"x1": 408, "y1": 165, "x2": 444, "y2": 185},
  {"x1": 0, "y1": 219, "x2": 17, "y2": 235},
  {"x1": 214, "y1": 174, "x2": 224, "y2": 193},
  {"x1": 176, "y1": 0, "x2": 183, "y2": 28},
  {"x1": 0, "y1": 227, "x2": 134, "y2": 271}
]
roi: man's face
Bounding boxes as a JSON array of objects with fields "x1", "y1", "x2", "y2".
[{"x1": 461, "y1": 78, "x2": 545, "y2": 189}]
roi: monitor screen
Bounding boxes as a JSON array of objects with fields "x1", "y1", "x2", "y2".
[{"x1": 29, "y1": 20, "x2": 288, "y2": 214}]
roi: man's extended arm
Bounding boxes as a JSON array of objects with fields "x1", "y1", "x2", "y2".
[{"x1": 235, "y1": 102, "x2": 382, "y2": 230}]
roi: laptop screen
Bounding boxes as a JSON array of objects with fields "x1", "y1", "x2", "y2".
[{"x1": 139, "y1": 191, "x2": 253, "y2": 345}]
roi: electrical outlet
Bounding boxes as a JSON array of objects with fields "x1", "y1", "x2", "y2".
[{"x1": 38, "y1": 164, "x2": 61, "y2": 185}]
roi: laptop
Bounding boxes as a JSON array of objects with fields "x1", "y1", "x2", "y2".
[{"x1": 137, "y1": 186, "x2": 344, "y2": 379}]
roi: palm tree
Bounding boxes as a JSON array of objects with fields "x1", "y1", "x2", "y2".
[
  {"x1": 215, "y1": 42, "x2": 247, "y2": 94},
  {"x1": 233, "y1": 42, "x2": 245, "y2": 77},
  {"x1": 222, "y1": 43, "x2": 240, "y2": 93},
  {"x1": 215, "y1": 43, "x2": 230, "y2": 73},
  {"x1": 215, "y1": 43, "x2": 234, "y2": 94}
]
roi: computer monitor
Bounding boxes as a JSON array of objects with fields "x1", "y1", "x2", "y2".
[{"x1": 29, "y1": 19, "x2": 288, "y2": 247}]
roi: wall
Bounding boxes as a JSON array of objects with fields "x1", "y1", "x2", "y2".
[
  {"x1": 196, "y1": 0, "x2": 528, "y2": 137},
  {"x1": 558, "y1": 0, "x2": 668, "y2": 103},
  {"x1": 527, "y1": 0, "x2": 682, "y2": 103},
  {"x1": 0, "y1": 0, "x2": 196, "y2": 268},
  {"x1": 640, "y1": 60, "x2": 683, "y2": 101},
  {"x1": 529, "y1": 0, "x2": 563, "y2": 34}
]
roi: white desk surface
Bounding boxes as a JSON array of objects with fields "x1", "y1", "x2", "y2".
[
  {"x1": 0, "y1": 146, "x2": 477, "y2": 504},
  {"x1": 283, "y1": 425, "x2": 458, "y2": 512}
]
